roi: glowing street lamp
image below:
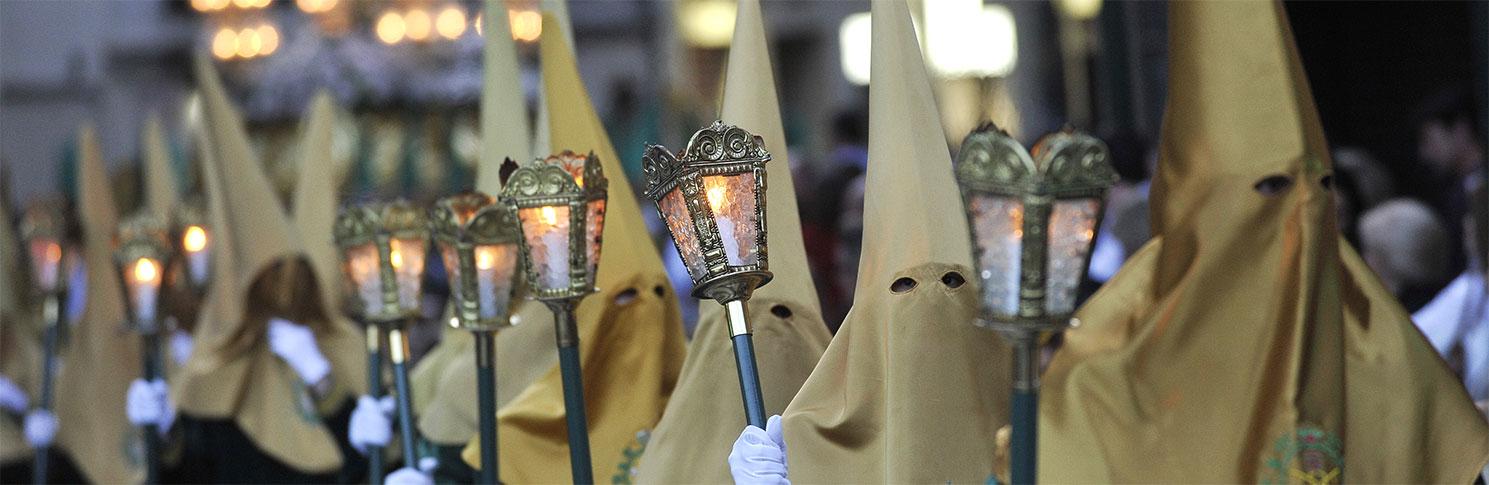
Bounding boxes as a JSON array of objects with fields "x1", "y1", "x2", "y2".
[
  {"x1": 333, "y1": 200, "x2": 429, "y2": 470},
  {"x1": 500, "y1": 152, "x2": 606, "y2": 484},
  {"x1": 642, "y1": 121, "x2": 772, "y2": 428},
  {"x1": 113, "y1": 213, "x2": 173, "y2": 484},
  {"x1": 19, "y1": 198, "x2": 72, "y2": 485},
  {"x1": 954, "y1": 124, "x2": 1115, "y2": 484},
  {"x1": 429, "y1": 191, "x2": 523, "y2": 484}
]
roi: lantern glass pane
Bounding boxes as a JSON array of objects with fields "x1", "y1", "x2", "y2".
[
  {"x1": 344, "y1": 243, "x2": 384, "y2": 315},
  {"x1": 701, "y1": 173, "x2": 759, "y2": 266},
  {"x1": 474, "y1": 244, "x2": 520, "y2": 320},
  {"x1": 518, "y1": 205, "x2": 572, "y2": 290},
  {"x1": 28, "y1": 239, "x2": 62, "y2": 290},
  {"x1": 389, "y1": 237, "x2": 427, "y2": 313},
  {"x1": 127, "y1": 257, "x2": 164, "y2": 325},
  {"x1": 660, "y1": 187, "x2": 706, "y2": 279},
  {"x1": 968, "y1": 194, "x2": 1023, "y2": 317},
  {"x1": 585, "y1": 199, "x2": 605, "y2": 285},
  {"x1": 182, "y1": 225, "x2": 211, "y2": 286},
  {"x1": 1045, "y1": 198, "x2": 1100, "y2": 315}
]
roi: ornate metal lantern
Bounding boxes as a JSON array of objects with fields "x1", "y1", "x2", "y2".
[
  {"x1": 114, "y1": 213, "x2": 172, "y2": 335},
  {"x1": 642, "y1": 121, "x2": 774, "y2": 429},
  {"x1": 641, "y1": 121, "x2": 771, "y2": 304},
  {"x1": 955, "y1": 124, "x2": 1116, "y2": 333},
  {"x1": 430, "y1": 191, "x2": 523, "y2": 331},
  {"x1": 500, "y1": 151, "x2": 607, "y2": 301},
  {"x1": 172, "y1": 200, "x2": 212, "y2": 293},
  {"x1": 20, "y1": 199, "x2": 72, "y2": 296},
  {"x1": 954, "y1": 124, "x2": 1115, "y2": 485},
  {"x1": 333, "y1": 200, "x2": 430, "y2": 323}
]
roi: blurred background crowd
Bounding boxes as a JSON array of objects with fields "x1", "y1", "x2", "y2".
[{"x1": 1, "y1": 1, "x2": 1486, "y2": 372}]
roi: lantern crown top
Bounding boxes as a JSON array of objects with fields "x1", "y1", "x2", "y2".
[
  {"x1": 499, "y1": 151, "x2": 607, "y2": 204},
  {"x1": 333, "y1": 199, "x2": 429, "y2": 247},
  {"x1": 955, "y1": 123, "x2": 1116, "y2": 197},
  {"x1": 114, "y1": 211, "x2": 172, "y2": 264},
  {"x1": 641, "y1": 121, "x2": 770, "y2": 200},
  {"x1": 173, "y1": 197, "x2": 208, "y2": 227},
  {"x1": 430, "y1": 191, "x2": 522, "y2": 245}
]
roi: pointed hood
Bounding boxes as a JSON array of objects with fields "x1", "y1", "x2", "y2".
[
  {"x1": 634, "y1": 0, "x2": 830, "y2": 481},
  {"x1": 175, "y1": 55, "x2": 354, "y2": 473},
  {"x1": 462, "y1": 13, "x2": 688, "y2": 482},
  {"x1": 290, "y1": 90, "x2": 368, "y2": 400},
  {"x1": 54, "y1": 124, "x2": 147, "y2": 484},
  {"x1": 142, "y1": 115, "x2": 178, "y2": 221},
  {"x1": 476, "y1": 0, "x2": 531, "y2": 194},
  {"x1": 417, "y1": 0, "x2": 561, "y2": 448},
  {"x1": 779, "y1": 1, "x2": 1010, "y2": 482},
  {"x1": 1039, "y1": 1, "x2": 1489, "y2": 482}
]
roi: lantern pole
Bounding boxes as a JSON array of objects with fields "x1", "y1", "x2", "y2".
[
  {"x1": 473, "y1": 329, "x2": 498, "y2": 484},
  {"x1": 388, "y1": 323, "x2": 418, "y2": 468},
  {"x1": 544, "y1": 298, "x2": 592, "y2": 483},
  {"x1": 725, "y1": 300, "x2": 767, "y2": 427},
  {"x1": 365, "y1": 326, "x2": 385, "y2": 484}
]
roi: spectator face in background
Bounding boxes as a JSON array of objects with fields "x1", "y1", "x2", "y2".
[{"x1": 1359, "y1": 198, "x2": 1452, "y2": 310}]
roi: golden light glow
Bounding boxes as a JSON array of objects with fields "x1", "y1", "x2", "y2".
[
  {"x1": 1054, "y1": 0, "x2": 1103, "y2": 20},
  {"x1": 473, "y1": 12, "x2": 483, "y2": 36},
  {"x1": 678, "y1": 0, "x2": 735, "y2": 48},
  {"x1": 509, "y1": 9, "x2": 541, "y2": 42},
  {"x1": 540, "y1": 206, "x2": 559, "y2": 226},
  {"x1": 476, "y1": 247, "x2": 495, "y2": 270},
  {"x1": 183, "y1": 226, "x2": 209, "y2": 253},
  {"x1": 236, "y1": 27, "x2": 262, "y2": 58},
  {"x1": 706, "y1": 185, "x2": 728, "y2": 212},
  {"x1": 295, "y1": 0, "x2": 337, "y2": 13},
  {"x1": 389, "y1": 240, "x2": 405, "y2": 269},
  {"x1": 436, "y1": 6, "x2": 467, "y2": 39},
  {"x1": 191, "y1": 0, "x2": 230, "y2": 12},
  {"x1": 212, "y1": 29, "x2": 238, "y2": 60},
  {"x1": 133, "y1": 258, "x2": 160, "y2": 283},
  {"x1": 258, "y1": 24, "x2": 279, "y2": 55},
  {"x1": 405, "y1": 9, "x2": 432, "y2": 41},
  {"x1": 377, "y1": 11, "x2": 407, "y2": 45}
]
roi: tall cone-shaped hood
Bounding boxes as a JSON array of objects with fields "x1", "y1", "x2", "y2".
[
  {"x1": 1039, "y1": 1, "x2": 1489, "y2": 482},
  {"x1": 417, "y1": 0, "x2": 561, "y2": 448},
  {"x1": 175, "y1": 55, "x2": 355, "y2": 473},
  {"x1": 635, "y1": 0, "x2": 831, "y2": 481},
  {"x1": 54, "y1": 124, "x2": 146, "y2": 484},
  {"x1": 142, "y1": 114, "x2": 178, "y2": 220},
  {"x1": 779, "y1": 1, "x2": 1010, "y2": 482},
  {"x1": 0, "y1": 167, "x2": 40, "y2": 464},
  {"x1": 462, "y1": 12, "x2": 687, "y2": 482}
]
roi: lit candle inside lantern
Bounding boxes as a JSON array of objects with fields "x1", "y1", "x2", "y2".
[
  {"x1": 182, "y1": 225, "x2": 210, "y2": 285},
  {"x1": 520, "y1": 206, "x2": 571, "y2": 290},
  {"x1": 347, "y1": 244, "x2": 384, "y2": 314},
  {"x1": 705, "y1": 178, "x2": 742, "y2": 264},
  {"x1": 388, "y1": 238, "x2": 425, "y2": 311},
  {"x1": 474, "y1": 246, "x2": 506, "y2": 319},
  {"x1": 30, "y1": 240, "x2": 62, "y2": 290},
  {"x1": 131, "y1": 258, "x2": 162, "y2": 323}
]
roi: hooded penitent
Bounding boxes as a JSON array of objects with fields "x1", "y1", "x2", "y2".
[
  {"x1": 142, "y1": 115, "x2": 178, "y2": 222},
  {"x1": 0, "y1": 168, "x2": 42, "y2": 465},
  {"x1": 632, "y1": 0, "x2": 831, "y2": 482},
  {"x1": 1038, "y1": 1, "x2": 1489, "y2": 482},
  {"x1": 460, "y1": 12, "x2": 688, "y2": 482},
  {"x1": 778, "y1": 1, "x2": 1011, "y2": 482},
  {"x1": 174, "y1": 56, "x2": 363, "y2": 474},
  {"x1": 414, "y1": 0, "x2": 560, "y2": 448},
  {"x1": 52, "y1": 124, "x2": 148, "y2": 484},
  {"x1": 288, "y1": 90, "x2": 370, "y2": 409}
]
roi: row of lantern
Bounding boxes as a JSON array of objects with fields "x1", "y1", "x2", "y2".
[{"x1": 14, "y1": 121, "x2": 1114, "y2": 485}]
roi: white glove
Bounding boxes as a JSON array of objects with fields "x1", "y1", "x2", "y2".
[
  {"x1": 0, "y1": 375, "x2": 28, "y2": 413},
  {"x1": 170, "y1": 329, "x2": 194, "y2": 366},
  {"x1": 24, "y1": 409, "x2": 57, "y2": 447},
  {"x1": 385, "y1": 457, "x2": 437, "y2": 485},
  {"x1": 267, "y1": 318, "x2": 331, "y2": 385},
  {"x1": 126, "y1": 378, "x2": 175, "y2": 435},
  {"x1": 729, "y1": 414, "x2": 790, "y2": 485},
  {"x1": 349, "y1": 395, "x2": 395, "y2": 454}
]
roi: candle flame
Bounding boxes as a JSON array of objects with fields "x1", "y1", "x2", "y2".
[
  {"x1": 706, "y1": 186, "x2": 727, "y2": 212},
  {"x1": 134, "y1": 258, "x2": 160, "y2": 282},
  {"x1": 44, "y1": 241, "x2": 61, "y2": 263},
  {"x1": 390, "y1": 246, "x2": 404, "y2": 269},
  {"x1": 183, "y1": 225, "x2": 208, "y2": 253},
  {"x1": 476, "y1": 248, "x2": 495, "y2": 270},
  {"x1": 540, "y1": 206, "x2": 558, "y2": 226}
]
